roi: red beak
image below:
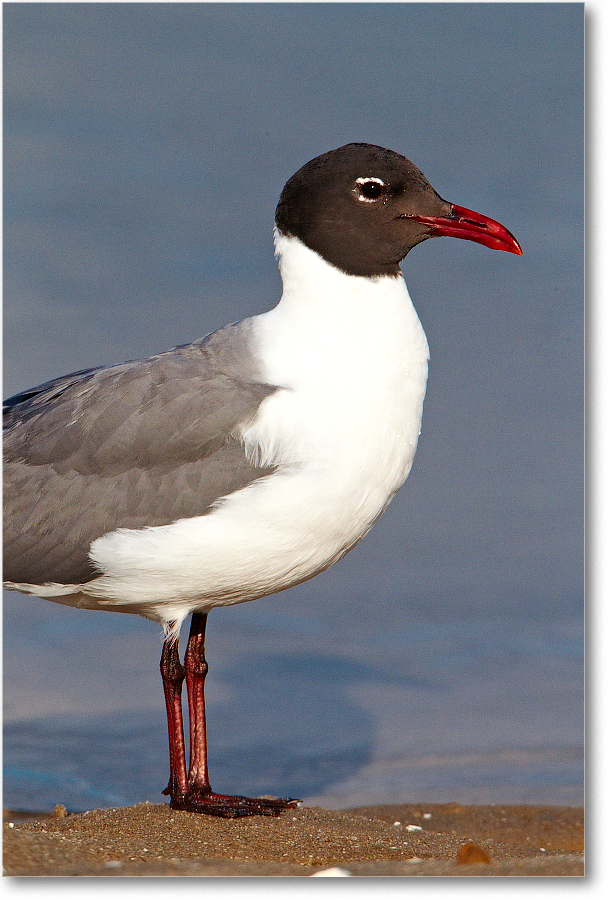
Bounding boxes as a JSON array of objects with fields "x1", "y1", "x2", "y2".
[{"x1": 408, "y1": 203, "x2": 523, "y2": 256}]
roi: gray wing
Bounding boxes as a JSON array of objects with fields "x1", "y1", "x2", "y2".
[{"x1": 3, "y1": 321, "x2": 278, "y2": 585}]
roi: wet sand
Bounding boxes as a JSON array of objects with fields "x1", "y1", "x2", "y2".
[{"x1": 3, "y1": 801, "x2": 583, "y2": 876}]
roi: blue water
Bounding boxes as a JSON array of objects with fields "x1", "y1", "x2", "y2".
[
  {"x1": 3, "y1": 585, "x2": 583, "y2": 812},
  {"x1": 3, "y1": 4, "x2": 583, "y2": 813}
]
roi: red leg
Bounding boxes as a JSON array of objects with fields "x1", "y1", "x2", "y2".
[
  {"x1": 165, "y1": 611, "x2": 302, "y2": 818},
  {"x1": 184, "y1": 611, "x2": 211, "y2": 793},
  {"x1": 160, "y1": 632, "x2": 189, "y2": 798}
]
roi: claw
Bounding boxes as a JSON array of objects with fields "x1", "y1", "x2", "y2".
[{"x1": 169, "y1": 790, "x2": 302, "y2": 818}]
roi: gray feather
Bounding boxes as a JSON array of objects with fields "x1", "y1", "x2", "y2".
[{"x1": 3, "y1": 321, "x2": 278, "y2": 585}]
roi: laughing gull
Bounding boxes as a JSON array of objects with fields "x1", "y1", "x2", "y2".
[{"x1": 3, "y1": 143, "x2": 522, "y2": 817}]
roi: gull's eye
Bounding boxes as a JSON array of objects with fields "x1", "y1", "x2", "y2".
[{"x1": 355, "y1": 177, "x2": 386, "y2": 202}]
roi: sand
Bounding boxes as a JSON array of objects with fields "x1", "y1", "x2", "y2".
[{"x1": 3, "y1": 801, "x2": 583, "y2": 877}]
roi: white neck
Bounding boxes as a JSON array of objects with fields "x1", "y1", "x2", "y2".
[
  {"x1": 272, "y1": 228, "x2": 402, "y2": 327},
  {"x1": 245, "y1": 233, "x2": 430, "y2": 486}
]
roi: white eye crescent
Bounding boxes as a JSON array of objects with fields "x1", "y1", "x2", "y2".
[{"x1": 355, "y1": 177, "x2": 386, "y2": 202}]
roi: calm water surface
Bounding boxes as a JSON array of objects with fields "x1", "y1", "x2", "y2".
[{"x1": 3, "y1": 4, "x2": 583, "y2": 813}]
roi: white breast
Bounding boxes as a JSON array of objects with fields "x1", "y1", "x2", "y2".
[{"x1": 79, "y1": 235, "x2": 429, "y2": 628}]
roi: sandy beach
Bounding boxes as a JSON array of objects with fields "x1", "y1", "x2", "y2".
[{"x1": 3, "y1": 801, "x2": 583, "y2": 877}]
